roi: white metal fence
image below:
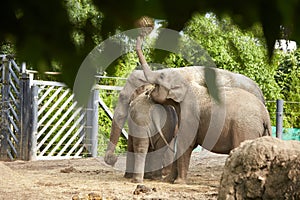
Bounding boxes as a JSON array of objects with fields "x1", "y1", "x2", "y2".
[{"x1": 0, "y1": 55, "x2": 99, "y2": 161}]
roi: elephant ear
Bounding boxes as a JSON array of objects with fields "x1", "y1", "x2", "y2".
[{"x1": 167, "y1": 84, "x2": 187, "y2": 103}]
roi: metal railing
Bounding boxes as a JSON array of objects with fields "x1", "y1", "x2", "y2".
[{"x1": 0, "y1": 56, "x2": 99, "y2": 160}]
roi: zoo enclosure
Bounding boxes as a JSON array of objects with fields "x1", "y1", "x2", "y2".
[{"x1": 0, "y1": 55, "x2": 299, "y2": 161}]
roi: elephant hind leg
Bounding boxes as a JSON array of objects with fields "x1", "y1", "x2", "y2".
[
  {"x1": 124, "y1": 152, "x2": 134, "y2": 179},
  {"x1": 144, "y1": 149, "x2": 164, "y2": 180},
  {"x1": 174, "y1": 145, "x2": 194, "y2": 184},
  {"x1": 124, "y1": 136, "x2": 134, "y2": 178}
]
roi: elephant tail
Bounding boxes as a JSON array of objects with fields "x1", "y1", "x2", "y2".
[{"x1": 263, "y1": 122, "x2": 272, "y2": 136}]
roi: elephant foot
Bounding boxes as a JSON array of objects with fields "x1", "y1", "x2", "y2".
[
  {"x1": 174, "y1": 178, "x2": 187, "y2": 184},
  {"x1": 143, "y1": 172, "x2": 152, "y2": 179},
  {"x1": 162, "y1": 166, "x2": 172, "y2": 176},
  {"x1": 104, "y1": 151, "x2": 118, "y2": 166},
  {"x1": 124, "y1": 172, "x2": 133, "y2": 179},
  {"x1": 151, "y1": 175, "x2": 162, "y2": 181},
  {"x1": 144, "y1": 171, "x2": 162, "y2": 180},
  {"x1": 163, "y1": 174, "x2": 176, "y2": 183}
]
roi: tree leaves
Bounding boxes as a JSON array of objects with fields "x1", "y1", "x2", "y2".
[{"x1": 1, "y1": 0, "x2": 300, "y2": 92}]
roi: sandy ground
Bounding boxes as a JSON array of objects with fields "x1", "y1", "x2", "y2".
[{"x1": 0, "y1": 150, "x2": 227, "y2": 200}]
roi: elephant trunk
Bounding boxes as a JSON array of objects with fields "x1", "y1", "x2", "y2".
[
  {"x1": 136, "y1": 36, "x2": 156, "y2": 84},
  {"x1": 104, "y1": 119, "x2": 119, "y2": 166},
  {"x1": 107, "y1": 119, "x2": 121, "y2": 151}
]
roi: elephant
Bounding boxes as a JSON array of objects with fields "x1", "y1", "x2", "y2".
[
  {"x1": 104, "y1": 36, "x2": 266, "y2": 167},
  {"x1": 153, "y1": 84, "x2": 271, "y2": 183},
  {"x1": 135, "y1": 35, "x2": 272, "y2": 183},
  {"x1": 123, "y1": 84, "x2": 178, "y2": 183}
]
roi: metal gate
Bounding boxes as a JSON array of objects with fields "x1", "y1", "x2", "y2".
[
  {"x1": 30, "y1": 81, "x2": 98, "y2": 160},
  {"x1": 0, "y1": 55, "x2": 98, "y2": 161},
  {"x1": 0, "y1": 55, "x2": 22, "y2": 160}
]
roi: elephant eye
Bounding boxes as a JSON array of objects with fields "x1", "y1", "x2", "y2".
[{"x1": 160, "y1": 72, "x2": 165, "y2": 80}]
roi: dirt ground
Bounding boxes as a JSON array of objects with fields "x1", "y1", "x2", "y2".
[{"x1": 0, "y1": 150, "x2": 227, "y2": 200}]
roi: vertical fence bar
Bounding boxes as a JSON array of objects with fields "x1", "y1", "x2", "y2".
[
  {"x1": 0, "y1": 56, "x2": 9, "y2": 160},
  {"x1": 20, "y1": 63, "x2": 31, "y2": 160},
  {"x1": 86, "y1": 89, "x2": 99, "y2": 157},
  {"x1": 276, "y1": 99, "x2": 284, "y2": 139},
  {"x1": 29, "y1": 85, "x2": 38, "y2": 160}
]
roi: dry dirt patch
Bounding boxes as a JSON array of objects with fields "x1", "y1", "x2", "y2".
[{"x1": 0, "y1": 151, "x2": 227, "y2": 200}]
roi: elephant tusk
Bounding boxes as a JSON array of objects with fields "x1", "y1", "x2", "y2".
[{"x1": 157, "y1": 129, "x2": 176, "y2": 153}]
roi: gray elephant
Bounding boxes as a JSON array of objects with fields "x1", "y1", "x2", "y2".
[
  {"x1": 136, "y1": 35, "x2": 272, "y2": 183},
  {"x1": 124, "y1": 84, "x2": 178, "y2": 183},
  {"x1": 104, "y1": 41, "x2": 266, "y2": 167}
]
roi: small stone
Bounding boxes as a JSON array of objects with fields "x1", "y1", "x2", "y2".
[
  {"x1": 88, "y1": 192, "x2": 102, "y2": 200},
  {"x1": 133, "y1": 184, "x2": 152, "y2": 195},
  {"x1": 72, "y1": 194, "x2": 80, "y2": 200},
  {"x1": 60, "y1": 166, "x2": 77, "y2": 173}
]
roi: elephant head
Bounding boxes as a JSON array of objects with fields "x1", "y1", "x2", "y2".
[{"x1": 136, "y1": 36, "x2": 189, "y2": 104}]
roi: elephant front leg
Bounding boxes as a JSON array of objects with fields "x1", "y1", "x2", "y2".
[
  {"x1": 132, "y1": 152, "x2": 147, "y2": 183},
  {"x1": 132, "y1": 138, "x2": 149, "y2": 183}
]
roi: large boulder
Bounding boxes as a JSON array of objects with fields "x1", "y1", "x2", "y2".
[{"x1": 218, "y1": 136, "x2": 300, "y2": 200}]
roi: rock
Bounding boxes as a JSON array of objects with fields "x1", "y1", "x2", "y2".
[
  {"x1": 72, "y1": 194, "x2": 80, "y2": 200},
  {"x1": 88, "y1": 192, "x2": 102, "y2": 200},
  {"x1": 72, "y1": 192, "x2": 103, "y2": 200},
  {"x1": 218, "y1": 136, "x2": 300, "y2": 200},
  {"x1": 133, "y1": 184, "x2": 156, "y2": 195},
  {"x1": 60, "y1": 166, "x2": 77, "y2": 173}
]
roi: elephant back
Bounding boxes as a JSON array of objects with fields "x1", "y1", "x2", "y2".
[{"x1": 167, "y1": 66, "x2": 265, "y2": 105}]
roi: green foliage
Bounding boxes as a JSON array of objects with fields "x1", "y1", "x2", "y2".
[
  {"x1": 97, "y1": 105, "x2": 111, "y2": 154},
  {"x1": 1, "y1": 0, "x2": 300, "y2": 90},
  {"x1": 274, "y1": 49, "x2": 300, "y2": 128},
  {"x1": 98, "y1": 86, "x2": 128, "y2": 154},
  {"x1": 95, "y1": 0, "x2": 300, "y2": 59},
  {"x1": 66, "y1": 0, "x2": 102, "y2": 48},
  {"x1": 0, "y1": 42, "x2": 15, "y2": 55}
]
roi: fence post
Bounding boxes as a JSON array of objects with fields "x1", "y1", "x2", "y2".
[
  {"x1": 29, "y1": 85, "x2": 38, "y2": 161},
  {"x1": 20, "y1": 63, "x2": 31, "y2": 160},
  {"x1": 276, "y1": 99, "x2": 284, "y2": 139},
  {"x1": 86, "y1": 89, "x2": 99, "y2": 157},
  {"x1": 0, "y1": 56, "x2": 9, "y2": 160}
]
